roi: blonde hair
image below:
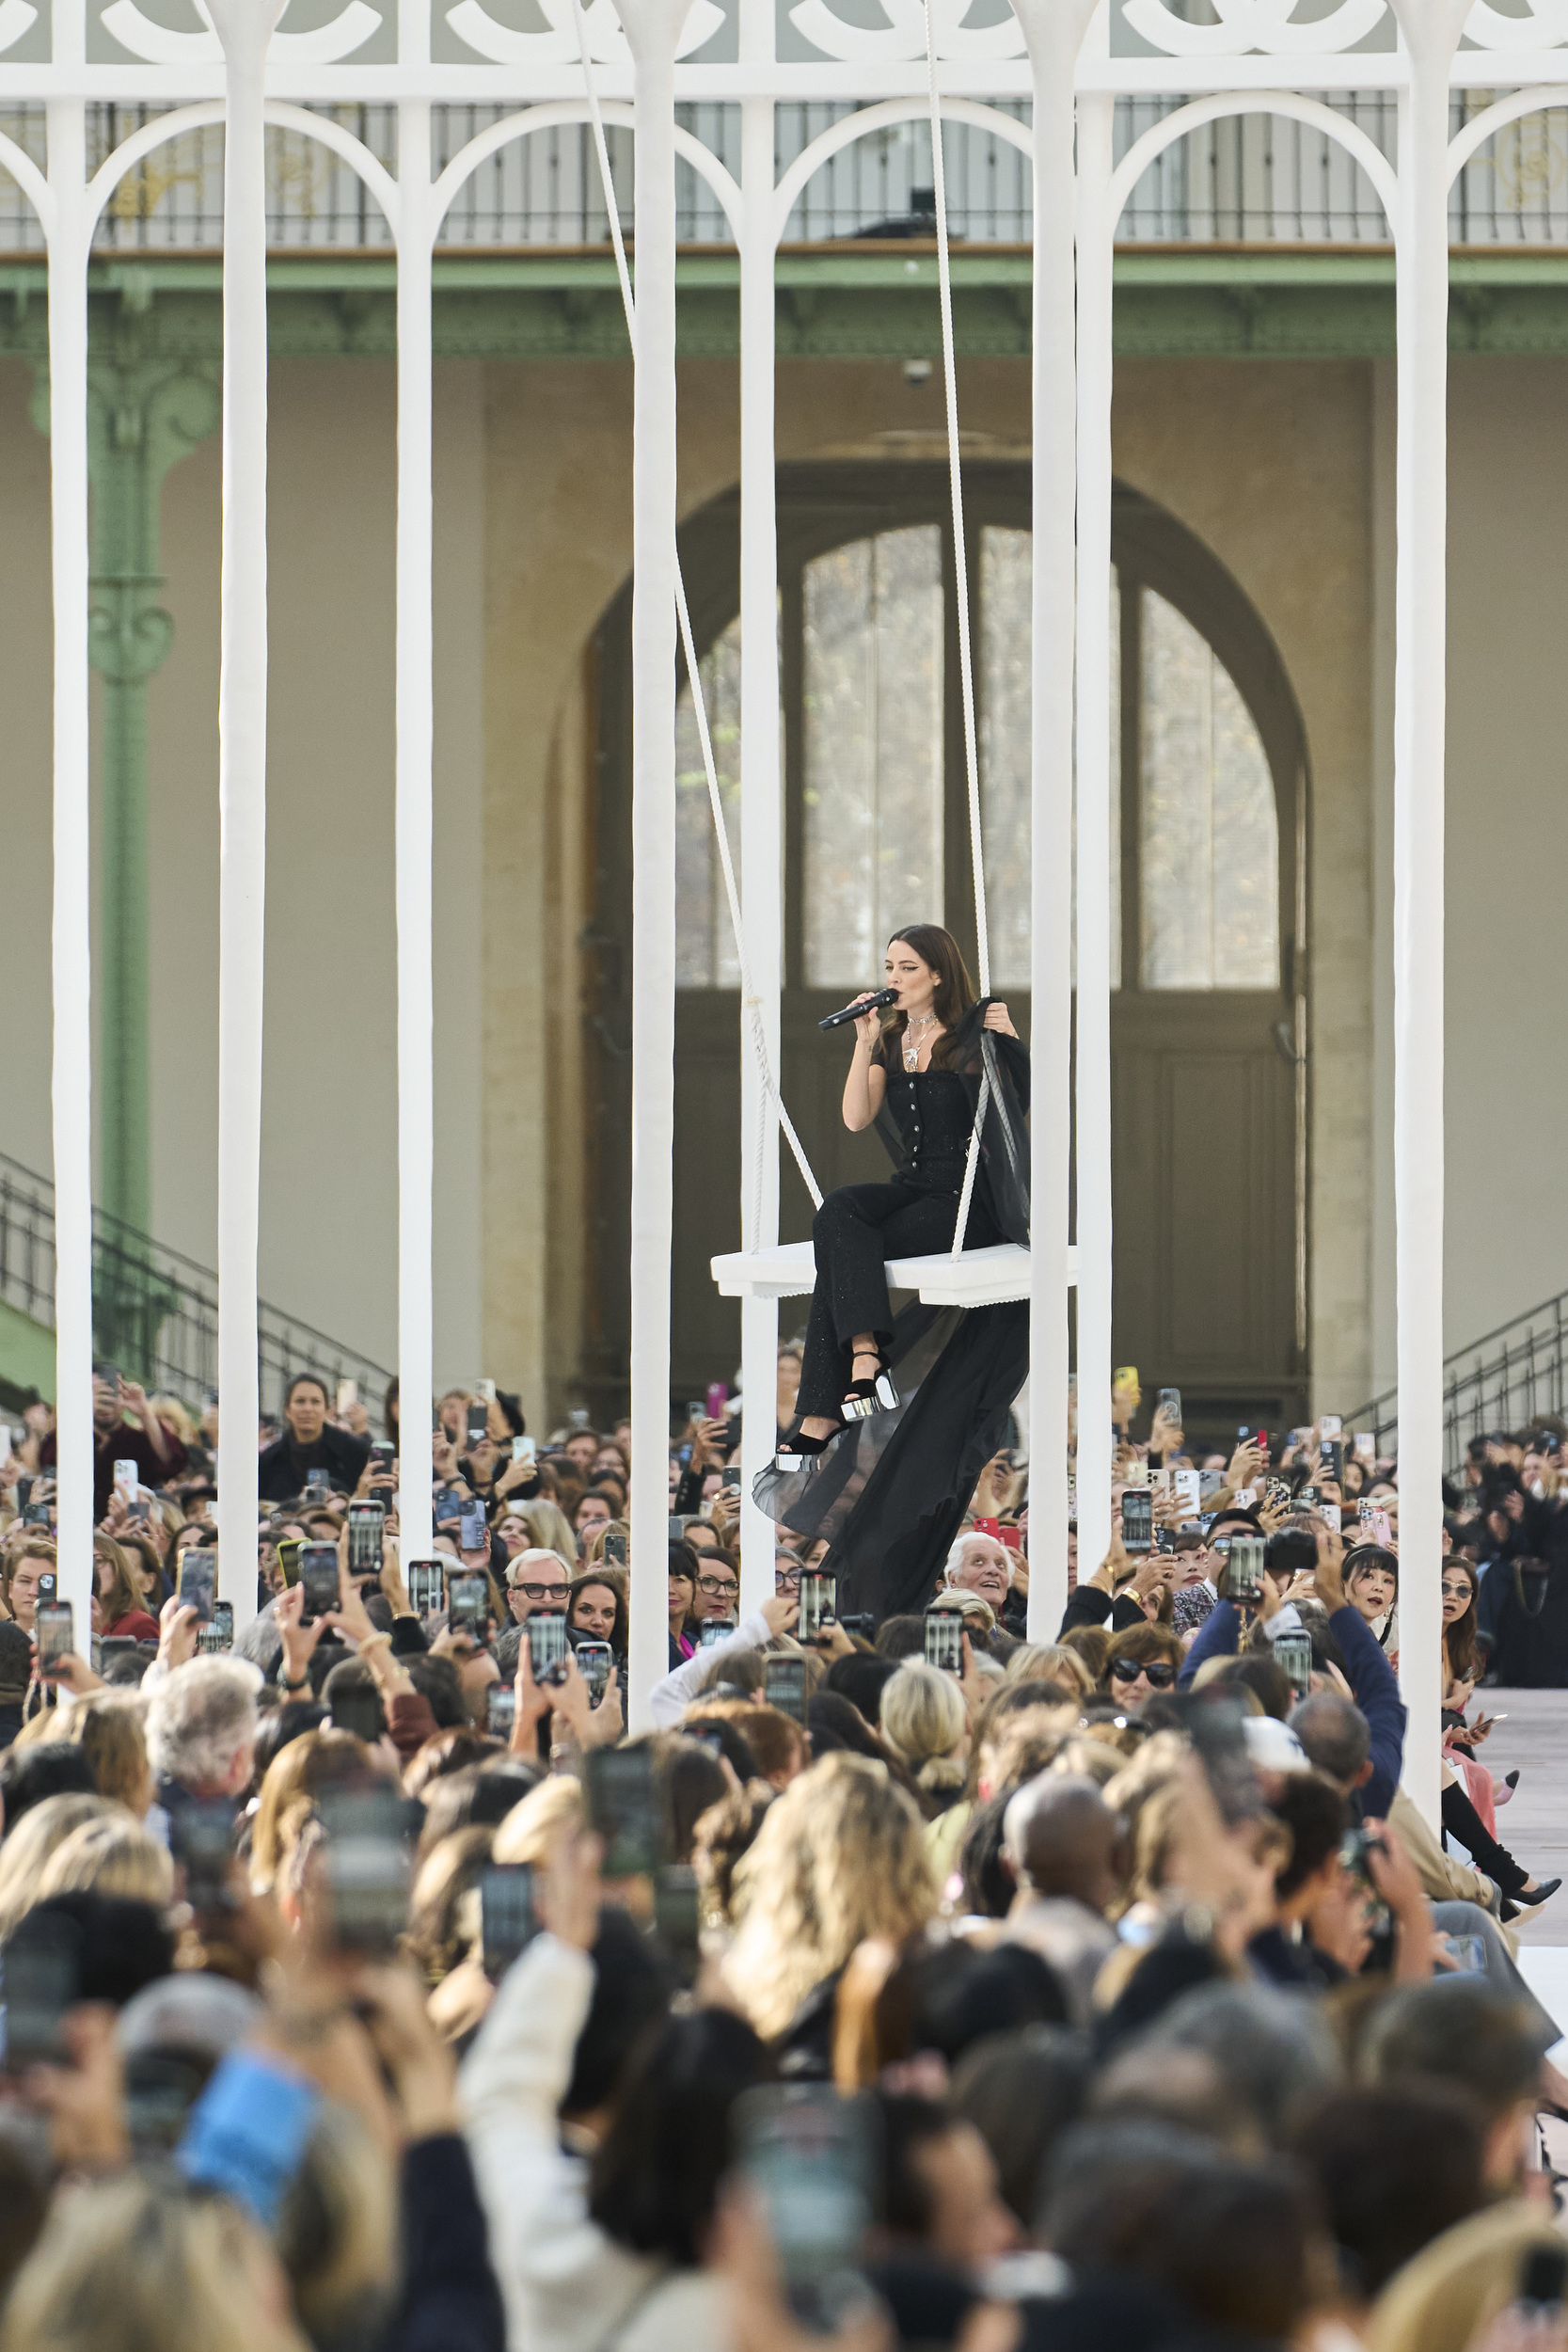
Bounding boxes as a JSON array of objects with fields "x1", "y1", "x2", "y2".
[
  {"x1": 35, "y1": 1812, "x2": 173, "y2": 1910},
  {"x1": 63, "y1": 1694, "x2": 151, "y2": 1814},
  {"x1": 515, "y1": 1499, "x2": 578, "y2": 1565},
  {"x1": 150, "y1": 1393, "x2": 200, "y2": 1451},
  {"x1": 582, "y1": 1520, "x2": 630, "y2": 1568},
  {"x1": 726, "y1": 1754, "x2": 937, "y2": 2040},
  {"x1": 878, "y1": 1661, "x2": 967, "y2": 1791},
  {"x1": 0, "y1": 2170, "x2": 309, "y2": 2352},
  {"x1": 1003, "y1": 1644, "x2": 1093, "y2": 1700},
  {"x1": 0, "y1": 1795, "x2": 119, "y2": 1940},
  {"x1": 492, "y1": 1772, "x2": 584, "y2": 1866},
  {"x1": 250, "y1": 1728, "x2": 375, "y2": 1893},
  {"x1": 405, "y1": 1823, "x2": 495, "y2": 1979}
]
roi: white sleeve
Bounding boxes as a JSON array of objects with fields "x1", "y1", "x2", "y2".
[{"x1": 647, "y1": 1609, "x2": 773, "y2": 1726}]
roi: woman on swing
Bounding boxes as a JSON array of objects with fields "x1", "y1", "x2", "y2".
[{"x1": 777, "y1": 923, "x2": 1023, "y2": 1471}]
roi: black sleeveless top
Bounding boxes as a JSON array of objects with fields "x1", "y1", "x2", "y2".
[{"x1": 881, "y1": 1066, "x2": 974, "y2": 1195}]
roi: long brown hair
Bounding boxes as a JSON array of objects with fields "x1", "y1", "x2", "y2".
[
  {"x1": 1442, "y1": 1555, "x2": 1480, "y2": 1684},
  {"x1": 872, "y1": 925, "x2": 977, "y2": 1072},
  {"x1": 92, "y1": 1534, "x2": 146, "y2": 1628}
]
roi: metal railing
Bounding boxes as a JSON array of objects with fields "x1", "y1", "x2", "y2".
[
  {"x1": 0, "y1": 1150, "x2": 393, "y2": 1417},
  {"x1": 0, "y1": 91, "x2": 1560, "y2": 250},
  {"x1": 1348, "y1": 1291, "x2": 1568, "y2": 1472}
]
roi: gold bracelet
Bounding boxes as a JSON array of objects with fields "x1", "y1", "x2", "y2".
[{"x1": 356, "y1": 1629, "x2": 393, "y2": 1658}]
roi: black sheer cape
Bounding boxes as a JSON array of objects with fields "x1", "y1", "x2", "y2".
[{"x1": 753, "y1": 1000, "x2": 1031, "y2": 1623}]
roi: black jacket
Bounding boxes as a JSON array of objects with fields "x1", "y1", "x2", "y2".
[
  {"x1": 377, "y1": 2134, "x2": 506, "y2": 2352},
  {"x1": 1058, "y1": 1584, "x2": 1145, "y2": 1640},
  {"x1": 257, "y1": 1423, "x2": 372, "y2": 1503}
]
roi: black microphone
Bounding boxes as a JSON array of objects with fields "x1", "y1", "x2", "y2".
[{"x1": 818, "y1": 987, "x2": 899, "y2": 1033}]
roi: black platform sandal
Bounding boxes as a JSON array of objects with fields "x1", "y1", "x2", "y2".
[
  {"x1": 774, "y1": 1419, "x2": 845, "y2": 1472},
  {"x1": 843, "y1": 1345, "x2": 897, "y2": 1422}
]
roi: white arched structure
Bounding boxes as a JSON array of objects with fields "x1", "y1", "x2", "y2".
[
  {"x1": 19, "y1": 0, "x2": 1568, "y2": 1785},
  {"x1": 1072, "y1": 86, "x2": 1399, "y2": 1705}
]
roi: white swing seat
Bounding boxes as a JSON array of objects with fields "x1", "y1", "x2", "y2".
[{"x1": 709, "y1": 1240, "x2": 1076, "y2": 1308}]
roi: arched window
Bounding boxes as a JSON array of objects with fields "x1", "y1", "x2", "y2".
[
  {"x1": 801, "y1": 526, "x2": 945, "y2": 988},
  {"x1": 607, "y1": 467, "x2": 1307, "y2": 1421},
  {"x1": 673, "y1": 493, "x2": 1281, "y2": 1003}
]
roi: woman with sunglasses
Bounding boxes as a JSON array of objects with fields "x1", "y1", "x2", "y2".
[
  {"x1": 1433, "y1": 1556, "x2": 1557, "y2": 1907},
  {"x1": 1101, "y1": 1623, "x2": 1183, "y2": 1708}
]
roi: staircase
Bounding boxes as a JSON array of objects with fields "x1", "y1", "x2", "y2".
[
  {"x1": 1348, "y1": 1291, "x2": 1568, "y2": 1475},
  {"x1": 0, "y1": 1149, "x2": 393, "y2": 1416}
]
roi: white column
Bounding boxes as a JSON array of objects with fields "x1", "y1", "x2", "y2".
[
  {"x1": 1389, "y1": 0, "x2": 1465, "y2": 1827},
  {"x1": 46, "y1": 95, "x2": 93, "y2": 1630},
  {"x1": 209, "y1": 0, "x2": 286, "y2": 1629},
  {"x1": 1014, "y1": 0, "x2": 1099, "y2": 1640},
  {"x1": 736, "y1": 87, "x2": 782, "y2": 1619},
  {"x1": 1072, "y1": 87, "x2": 1116, "y2": 1598},
  {"x1": 396, "y1": 98, "x2": 436, "y2": 1560},
  {"x1": 619, "y1": 0, "x2": 689, "y2": 1729}
]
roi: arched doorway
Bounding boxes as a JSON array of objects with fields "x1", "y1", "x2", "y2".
[{"x1": 587, "y1": 466, "x2": 1309, "y2": 1438}]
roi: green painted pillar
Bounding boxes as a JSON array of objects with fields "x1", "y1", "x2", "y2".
[{"x1": 33, "y1": 291, "x2": 218, "y2": 1239}]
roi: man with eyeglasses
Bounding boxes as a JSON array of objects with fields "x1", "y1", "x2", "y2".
[{"x1": 505, "y1": 1549, "x2": 571, "y2": 1626}]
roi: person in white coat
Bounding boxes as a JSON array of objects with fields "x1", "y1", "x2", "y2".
[
  {"x1": 459, "y1": 1834, "x2": 769, "y2": 2352},
  {"x1": 648, "y1": 1593, "x2": 800, "y2": 1728}
]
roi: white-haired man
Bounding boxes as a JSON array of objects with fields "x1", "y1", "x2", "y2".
[
  {"x1": 146, "y1": 1653, "x2": 262, "y2": 1820},
  {"x1": 942, "y1": 1528, "x2": 1026, "y2": 1636},
  {"x1": 504, "y1": 1549, "x2": 572, "y2": 1627}
]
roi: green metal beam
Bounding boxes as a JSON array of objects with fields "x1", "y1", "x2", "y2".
[
  {"x1": 5, "y1": 247, "x2": 1568, "y2": 364},
  {"x1": 28, "y1": 299, "x2": 219, "y2": 1237}
]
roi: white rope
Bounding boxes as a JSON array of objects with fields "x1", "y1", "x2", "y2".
[
  {"x1": 571, "y1": 4, "x2": 823, "y2": 1239},
  {"x1": 924, "y1": 0, "x2": 990, "y2": 1003},
  {"x1": 924, "y1": 1, "x2": 993, "y2": 1255}
]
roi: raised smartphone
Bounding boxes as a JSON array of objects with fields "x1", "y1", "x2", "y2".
[
  {"x1": 177, "y1": 1550, "x2": 216, "y2": 1625},
  {"x1": 924, "y1": 1611, "x2": 963, "y2": 1676},
  {"x1": 764, "y1": 1655, "x2": 807, "y2": 1723},
  {"x1": 481, "y1": 1863, "x2": 537, "y2": 1978},
  {"x1": 574, "y1": 1639, "x2": 613, "y2": 1704},
  {"x1": 798, "y1": 1569, "x2": 838, "y2": 1641},
  {"x1": 405, "y1": 1556, "x2": 446, "y2": 1616},
  {"x1": 527, "y1": 1612, "x2": 569, "y2": 1687},
  {"x1": 734, "y1": 2086, "x2": 876, "y2": 2333},
  {"x1": 1121, "y1": 1488, "x2": 1154, "y2": 1554},
  {"x1": 36, "y1": 1600, "x2": 73, "y2": 1677},
  {"x1": 584, "y1": 1744, "x2": 665, "y2": 1877},
  {"x1": 299, "y1": 1543, "x2": 341, "y2": 1623}
]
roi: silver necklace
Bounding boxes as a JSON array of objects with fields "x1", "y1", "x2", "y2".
[{"x1": 903, "y1": 1010, "x2": 938, "y2": 1073}]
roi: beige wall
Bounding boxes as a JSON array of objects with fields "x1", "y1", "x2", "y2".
[
  {"x1": 1111, "y1": 359, "x2": 1378, "y2": 1414},
  {"x1": 1435, "y1": 360, "x2": 1568, "y2": 1357}
]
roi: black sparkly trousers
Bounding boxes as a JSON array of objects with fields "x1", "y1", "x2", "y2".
[{"x1": 796, "y1": 1179, "x2": 998, "y2": 1420}]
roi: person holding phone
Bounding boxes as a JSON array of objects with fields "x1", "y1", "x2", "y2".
[
  {"x1": 0, "y1": 1536, "x2": 56, "y2": 1634},
  {"x1": 256, "y1": 1373, "x2": 372, "y2": 1505},
  {"x1": 648, "y1": 1585, "x2": 800, "y2": 1727},
  {"x1": 38, "y1": 1363, "x2": 186, "y2": 1521}
]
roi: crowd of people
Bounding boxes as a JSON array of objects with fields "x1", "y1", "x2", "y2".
[{"x1": 0, "y1": 1360, "x2": 1560, "y2": 2351}]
